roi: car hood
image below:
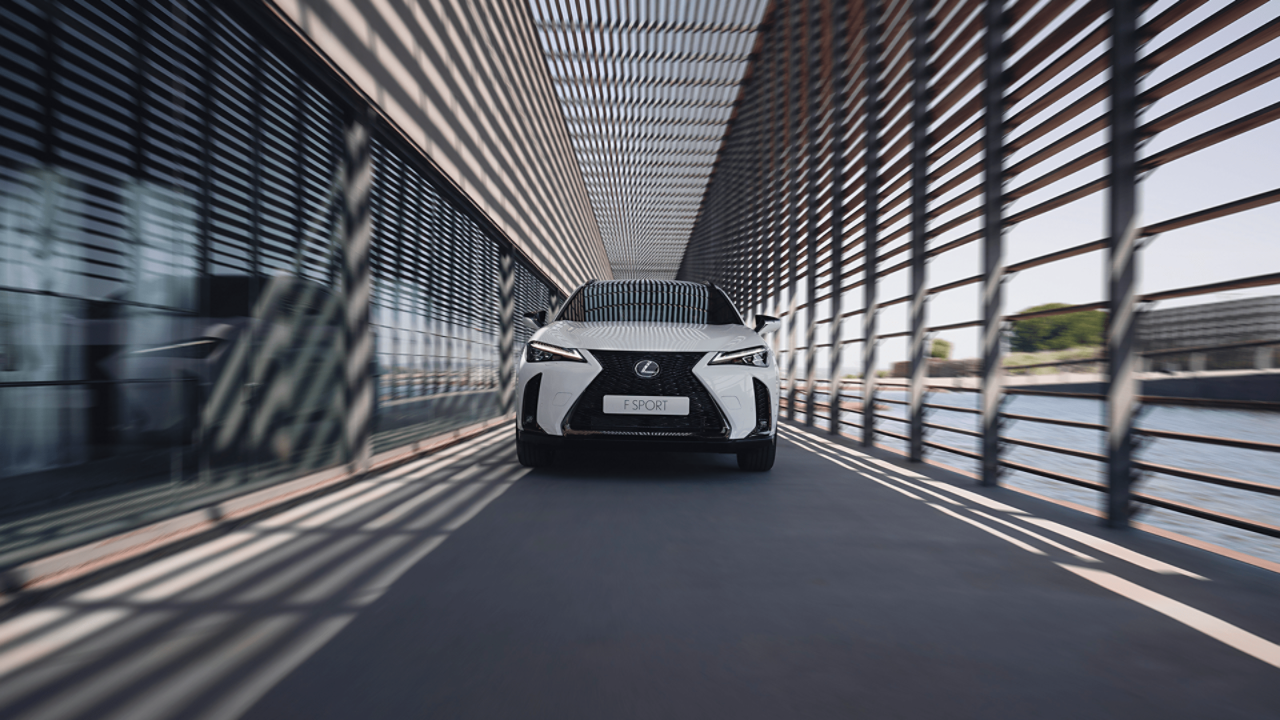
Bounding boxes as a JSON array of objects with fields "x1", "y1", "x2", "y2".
[{"x1": 534, "y1": 321, "x2": 765, "y2": 354}]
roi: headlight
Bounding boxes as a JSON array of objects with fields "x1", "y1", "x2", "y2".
[
  {"x1": 709, "y1": 345, "x2": 770, "y2": 367},
  {"x1": 526, "y1": 340, "x2": 586, "y2": 363}
]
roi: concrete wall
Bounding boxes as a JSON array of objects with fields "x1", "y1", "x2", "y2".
[{"x1": 269, "y1": 0, "x2": 611, "y2": 293}]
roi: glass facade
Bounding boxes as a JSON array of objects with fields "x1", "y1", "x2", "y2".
[{"x1": 0, "y1": 0, "x2": 555, "y2": 570}]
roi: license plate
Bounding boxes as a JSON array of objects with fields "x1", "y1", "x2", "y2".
[{"x1": 603, "y1": 395, "x2": 689, "y2": 415}]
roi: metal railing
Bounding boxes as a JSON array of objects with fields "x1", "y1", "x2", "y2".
[
  {"x1": 781, "y1": 373, "x2": 1280, "y2": 540},
  {"x1": 677, "y1": 0, "x2": 1279, "y2": 535}
]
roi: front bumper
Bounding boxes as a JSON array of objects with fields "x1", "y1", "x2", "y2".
[
  {"x1": 517, "y1": 428, "x2": 774, "y2": 455},
  {"x1": 516, "y1": 348, "x2": 779, "y2": 440}
]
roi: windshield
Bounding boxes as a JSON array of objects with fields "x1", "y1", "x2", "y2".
[{"x1": 556, "y1": 280, "x2": 743, "y2": 325}]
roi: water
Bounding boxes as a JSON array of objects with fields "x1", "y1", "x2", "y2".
[{"x1": 800, "y1": 389, "x2": 1280, "y2": 565}]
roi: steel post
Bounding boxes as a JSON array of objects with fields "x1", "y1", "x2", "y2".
[
  {"x1": 908, "y1": 0, "x2": 930, "y2": 462},
  {"x1": 981, "y1": 0, "x2": 1007, "y2": 486},
  {"x1": 826, "y1": 0, "x2": 849, "y2": 437},
  {"x1": 785, "y1": 5, "x2": 801, "y2": 421},
  {"x1": 1106, "y1": 0, "x2": 1140, "y2": 528},
  {"x1": 862, "y1": 0, "x2": 881, "y2": 448},
  {"x1": 498, "y1": 246, "x2": 516, "y2": 415},
  {"x1": 768, "y1": 31, "x2": 784, "y2": 334},
  {"x1": 804, "y1": 0, "x2": 822, "y2": 427},
  {"x1": 343, "y1": 115, "x2": 374, "y2": 473}
]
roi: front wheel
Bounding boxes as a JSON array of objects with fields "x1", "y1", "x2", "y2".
[
  {"x1": 737, "y1": 436, "x2": 776, "y2": 471},
  {"x1": 516, "y1": 434, "x2": 556, "y2": 468}
]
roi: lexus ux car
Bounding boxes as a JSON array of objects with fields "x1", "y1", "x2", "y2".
[{"x1": 515, "y1": 279, "x2": 781, "y2": 471}]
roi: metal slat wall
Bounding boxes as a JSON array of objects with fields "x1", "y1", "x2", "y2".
[
  {"x1": 0, "y1": 0, "x2": 556, "y2": 570},
  {"x1": 368, "y1": 135, "x2": 520, "y2": 454},
  {"x1": 679, "y1": 0, "x2": 1280, "y2": 535},
  {"x1": 529, "y1": 0, "x2": 772, "y2": 279},
  {"x1": 273, "y1": 0, "x2": 612, "y2": 294}
]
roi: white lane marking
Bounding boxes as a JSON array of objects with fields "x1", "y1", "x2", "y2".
[
  {"x1": 928, "y1": 504, "x2": 1047, "y2": 556},
  {"x1": 781, "y1": 433, "x2": 923, "y2": 500},
  {"x1": 969, "y1": 510, "x2": 1098, "y2": 563},
  {"x1": 1059, "y1": 564, "x2": 1280, "y2": 669},
  {"x1": 0, "y1": 609, "x2": 130, "y2": 681},
  {"x1": 785, "y1": 426, "x2": 929, "y2": 481},
  {"x1": 1024, "y1": 518, "x2": 1206, "y2": 580},
  {"x1": 784, "y1": 428, "x2": 979, "y2": 508},
  {"x1": 886, "y1": 477, "x2": 964, "y2": 506},
  {"x1": 780, "y1": 427, "x2": 1204, "y2": 577},
  {"x1": 781, "y1": 427, "x2": 877, "y2": 465},
  {"x1": 921, "y1": 480, "x2": 1028, "y2": 514},
  {"x1": 780, "y1": 429, "x2": 960, "y2": 503}
]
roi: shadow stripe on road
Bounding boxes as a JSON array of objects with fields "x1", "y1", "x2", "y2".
[
  {"x1": 779, "y1": 424, "x2": 1280, "y2": 672},
  {"x1": 0, "y1": 425, "x2": 527, "y2": 720}
]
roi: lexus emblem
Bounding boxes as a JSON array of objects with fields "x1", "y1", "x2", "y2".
[{"x1": 634, "y1": 360, "x2": 661, "y2": 379}]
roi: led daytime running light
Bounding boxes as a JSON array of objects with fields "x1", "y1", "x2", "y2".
[
  {"x1": 527, "y1": 340, "x2": 586, "y2": 363},
  {"x1": 710, "y1": 345, "x2": 770, "y2": 366}
]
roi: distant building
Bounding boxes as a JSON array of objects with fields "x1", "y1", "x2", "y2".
[
  {"x1": 890, "y1": 358, "x2": 981, "y2": 378},
  {"x1": 1138, "y1": 296, "x2": 1279, "y2": 371},
  {"x1": 1138, "y1": 296, "x2": 1280, "y2": 352}
]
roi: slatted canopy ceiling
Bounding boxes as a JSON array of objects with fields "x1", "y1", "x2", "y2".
[{"x1": 529, "y1": 0, "x2": 772, "y2": 280}]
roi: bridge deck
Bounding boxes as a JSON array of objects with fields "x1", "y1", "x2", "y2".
[{"x1": 0, "y1": 421, "x2": 1276, "y2": 720}]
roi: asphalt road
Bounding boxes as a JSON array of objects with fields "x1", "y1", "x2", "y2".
[{"x1": 0, "y1": 422, "x2": 1277, "y2": 719}]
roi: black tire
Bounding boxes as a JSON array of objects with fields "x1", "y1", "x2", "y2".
[
  {"x1": 516, "y1": 435, "x2": 556, "y2": 468},
  {"x1": 737, "y1": 436, "x2": 776, "y2": 471}
]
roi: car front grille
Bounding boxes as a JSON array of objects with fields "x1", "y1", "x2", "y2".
[{"x1": 565, "y1": 350, "x2": 727, "y2": 438}]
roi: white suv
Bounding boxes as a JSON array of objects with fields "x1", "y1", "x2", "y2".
[{"x1": 515, "y1": 280, "x2": 780, "y2": 471}]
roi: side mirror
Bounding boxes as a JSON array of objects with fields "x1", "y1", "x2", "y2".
[
  {"x1": 754, "y1": 314, "x2": 781, "y2": 335},
  {"x1": 522, "y1": 310, "x2": 548, "y2": 330}
]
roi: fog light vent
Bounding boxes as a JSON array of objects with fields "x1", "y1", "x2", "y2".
[
  {"x1": 522, "y1": 374, "x2": 544, "y2": 432},
  {"x1": 751, "y1": 378, "x2": 772, "y2": 436}
]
